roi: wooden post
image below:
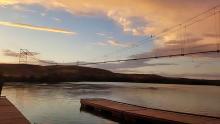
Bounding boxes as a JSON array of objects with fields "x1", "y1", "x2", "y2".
[
  {"x1": 0, "y1": 82, "x2": 3, "y2": 96},
  {"x1": 0, "y1": 75, "x2": 3, "y2": 96}
]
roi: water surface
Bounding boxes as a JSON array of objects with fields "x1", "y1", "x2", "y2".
[{"x1": 2, "y1": 82, "x2": 220, "y2": 124}]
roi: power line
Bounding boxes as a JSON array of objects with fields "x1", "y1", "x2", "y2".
[
  {"x1": 78, "y1": 50, "x2": 219, "y2": 66},
  {"x1": 12, "y1": 4, "x2": 220, "y2": 66},
  {"x1": 90, "y1": 4, "x2": 220, "y2": 62},
  {"x1": 77, "y1": 5, "x2": 220, "y2": 66}
]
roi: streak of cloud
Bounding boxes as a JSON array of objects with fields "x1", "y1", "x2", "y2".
[
  {"x1": 97, "y1": 40, "x2": 134, "y2": 47},
  {"x1": 12, "y1": 4, "x2": 36, "y2": 13},
  {"x1": 38, "y1": 59, "x2": 58, "y2": 65},
  {"x1": 96, "y1": 33, "x2": 106, "y2": 36},
  {"x1": 0, "y1": 21, "x2": 76, "y2": 35},
  {"x1": 52, "y1": 17, "x2": 62, "y2": 22},
  {"x1": 106, "y1": 40, "x2": 128, "y2": 47},
  {"x1": 91, "y1": 59, "x2": 176, "y2": 71},
  {"x1": 160, "y1": 73, "x2": 220, "y2": 80},
  {"x1": 2, "y1": 49, "x2": 40, "y2": 57},
  {"x1": 2, "y1": 49, "x2": 19, "y2": 57},
  {"x1": 40, "y1": 13, "x2": 47, "y2": 17}
]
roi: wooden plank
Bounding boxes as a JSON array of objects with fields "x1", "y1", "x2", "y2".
[
  {"x1": 0, "y1": 96, "x2": 30, "y2": 124},
  {"x1": 81, "y1": 98, "x2": 220, "y2": 124}
]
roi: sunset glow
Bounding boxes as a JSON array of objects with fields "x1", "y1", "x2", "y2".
[{"x1": 0, "y1": 0, "x2": 219, "y2": 79}]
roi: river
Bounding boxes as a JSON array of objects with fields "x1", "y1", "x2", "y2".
[{"x1": 1, "y1": 82, "x2": 220, "y2": 124}]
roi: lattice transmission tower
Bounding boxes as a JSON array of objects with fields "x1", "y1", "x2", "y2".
[
  {"x1": 19, "y1": 49, "x2": 28, "y2": 64},
  {"x1": 19, "y1": 49, "x2": 38, "y2": 64}
]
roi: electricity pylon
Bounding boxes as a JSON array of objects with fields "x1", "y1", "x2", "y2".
[{"x1": 19, "y1": 49, "x2": 28, "y2": 64}]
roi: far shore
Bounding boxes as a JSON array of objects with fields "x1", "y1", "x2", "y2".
[{"x1": 0, "y1": 64, "x2": 219, "y2": 86}]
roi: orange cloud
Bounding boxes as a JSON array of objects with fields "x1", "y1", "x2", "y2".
[
  {"x1": 1, "y1": 0, "x2": 219, "y2": 47},
  {"x1": 0, "y1": 21, "x2": 75, "y2": 34},
  {"x1": 1, "y1": 1, "x2": 218, "y2": 34}
]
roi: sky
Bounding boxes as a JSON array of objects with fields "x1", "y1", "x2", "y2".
[{"x1": 0, "y1": 0, "x2": 220, "y2": 79}]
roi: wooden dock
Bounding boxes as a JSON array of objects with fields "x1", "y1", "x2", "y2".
[
  {"x1": 81, "y1": 98, "x2": 220, "y2": 124},
  {"x1": 0, "y1": 96, "x2": 30, "y2": 124}
]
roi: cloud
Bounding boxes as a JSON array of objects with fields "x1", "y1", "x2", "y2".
[
  {"x1": 97, "y1": 40, "x2": 133, "y2": 47},
  {"x1": 70, "y1": 59, "x2": 175, "y2": 74},
  {"x1": 0, "y1": 0, "x2": 218, "y2": 44},
  {"x1": 131, "y1": 43, "x2": 219, "y2": 60},
  {"x1": 96, "y1": 32, "x2": 114, "y2": 39},
  {"x1": 91, "y1": 59, "x2": 176, "y2": 72},
  {"x1": 165, "y1": 37, "x2": 203, "y2": 46},
  {"x1": 2, "y1": 49, "x2": 19, "y2": 57},
  {"x1": 107, "y1": 11, "x2": 142, "y2": 35},
  {"x1": 160, "y1": 73, "x2": 220, "y2": 80},
  {"x1": 52, "y1": 17, "x2": 62, "y2": 22},
  {"x1": 203, "y1": 33, "x2": 220, "y2": 38},
  {"x1": 0, "y1": 1, "x2": 219, "y2": 36},
  {"x1": 107, "y1": 40, "x2": 128, "y2": 47},
  {"x1": 0, "y1": 21, "x2": 75, "y2": 34},
  {"x1": 40, "y1": 13, "x2": 47, "y2": 17},
  {"x1": 2, "y1": 49, "x2": 58, "y2": 65},
  {"x1": 12, "y1": 4, "x2": 35, "y2": 12},
  {"x1": 0, "y1": 0, "x2": 218, "y2": 35},
  {"x1": 2, "y1": 49, "x2": 40, "y2": 57},
  {"x1": 96, "y1": 33, "x2": 106, "y2": 36},
  {"x1": 38, "y1": 59, "x2": 57, "y2": 65},
  {"x1": 107, "y1": 11, "x2": 156, "y2": 36},
  {"x1": 26, "y1": 51, "x2": 39, "y2": 56}
]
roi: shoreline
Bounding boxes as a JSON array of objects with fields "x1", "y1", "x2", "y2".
[{"x1": 0, "y1": 64, "x2": 219, "y2": 86}]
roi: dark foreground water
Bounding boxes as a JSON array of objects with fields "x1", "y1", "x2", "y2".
[{"x1": 2, "y1": 82, "x2": 220, "y2": 124}]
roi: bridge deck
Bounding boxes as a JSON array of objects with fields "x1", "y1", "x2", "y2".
[
  {"x1": 0, "y1": 96, "x2": 30, "y2": 124},
  {"x1": 81, "y1": 98, "x2": 220, "y2": 124}
]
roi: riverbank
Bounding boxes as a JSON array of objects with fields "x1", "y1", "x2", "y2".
[{"x1": 0, "y1": 64, "x2": 219, "y2": 86}]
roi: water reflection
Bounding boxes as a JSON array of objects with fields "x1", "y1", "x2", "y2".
[{"x1": 2, "y1": 82, "x2": 220, "y2": 124}]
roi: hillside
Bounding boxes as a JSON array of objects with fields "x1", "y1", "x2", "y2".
[{"x1": 0, "y1": 64, "x2": 219, "y2": 85}]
